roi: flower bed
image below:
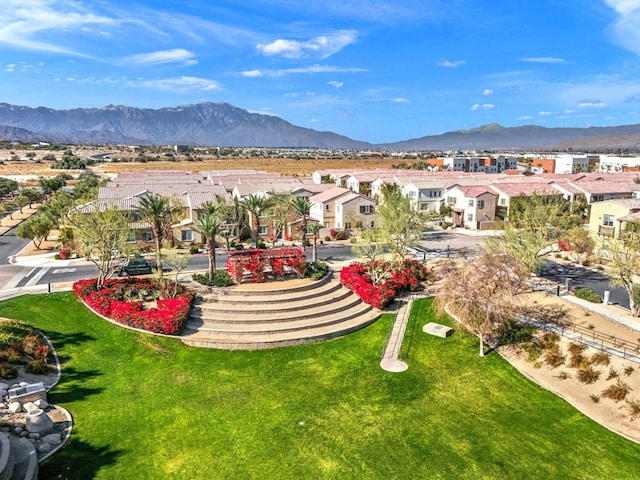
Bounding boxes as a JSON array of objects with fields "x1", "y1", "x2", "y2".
[
  {"x1": 73, "y1": 278, "x2": 194, "y2": 335},
  {"x1": 340, "y1": 260, "x2": 432, "y2": 309},
  {"x1": 226, "y1": 247, "x2": 306, "y2": 283}
]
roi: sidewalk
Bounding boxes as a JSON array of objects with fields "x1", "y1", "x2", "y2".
[{"x1": 0, "y1": 205, "x2": 39, "y2": 235}]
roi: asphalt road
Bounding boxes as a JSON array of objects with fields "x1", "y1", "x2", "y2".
[
  {"x1": 538, "y1": 259, "x2": 630, "y2": 309},
  {"x1": 0, "y1": 229, "x2": 30, "y2": 265}
]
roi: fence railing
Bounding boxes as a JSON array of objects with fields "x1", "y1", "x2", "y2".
[{"x1": 521, "y1": 316, "x2": 640, "y2": 364}]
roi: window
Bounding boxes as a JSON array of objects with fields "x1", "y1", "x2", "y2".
[
  {"x1": 131, "y1": 212, "x2": 141, "y2": 221},
  {"x1": 325, "y1": 204, "x2": 330, "y2": 211},
  {"x1": 370, "y1": 221, "x2": 375, "y2": 228},
  {"x1": 181, "y1": 230, "x2": 193, "y2": 242},
  {"x1": 468, "y1": 199, "x2": 475, "y2": 207},
  {"x1": 467, "y1": 213, "x2": 473, "y2": 222},
  {"x1": 603, "y1": 214, "x2": 614, "y2": 227},
  {"x1": 478, "y1": 200, "x2": 485, "y2": 209},
  {"x1": 126, "y1": 232, "x2": 135, "y2": 243},
  {"x1": 258, "y1": 225, "x2": 267, "y2": 235},
  {"x1": 345, "y1": 222, "x2": 352, "y2": 229},
  {"x1": 593, "y1": 195, "x2": 605, "y2": 202},
  {"x1": 446, "y1": 196, "x2": 456, "y2": 205},
  {"x1": 359, "y1": 205, "x2": 373, "y2": 214},
  {"x1": 142, "y1": 231, "x2": 153, "y2": 242},
  {"x1": 500, "y1": 198, "x2": 507, "y2": 206},
  {"x1": 356, "y1": 221, "x2": 363, "y2": 229}
]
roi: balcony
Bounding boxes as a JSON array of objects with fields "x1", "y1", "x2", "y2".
[{"x1": 598, "y1": 224, "x2": 615, "y2": 237}]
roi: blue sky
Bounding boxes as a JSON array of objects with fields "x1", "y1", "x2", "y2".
[{"x1": 2, "y1": 1, "x2": 640, "y2": 143}]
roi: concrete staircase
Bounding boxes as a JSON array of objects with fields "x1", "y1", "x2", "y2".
[{"x1": 181, "y1": 274, "x2": 380, "y2": 349}]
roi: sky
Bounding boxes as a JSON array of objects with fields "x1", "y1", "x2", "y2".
[{"x1": 3, "y1": 1, "x2": 640, "y2": 144}]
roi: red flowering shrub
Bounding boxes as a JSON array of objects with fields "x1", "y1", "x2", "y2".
[
  {"x1": 329, "y1": 228, "x2": 338, "y2": 239},
  {"x1": 340, "y1": 260, "x2": 431, "y2": 309},
  {"x1": 73, "y1": 278, "x2": 194, "y2": 335},
  {"x1": 226, "y1": 247, "x2": 306, "y2": 283},
  {"x1": 557, "y1": 239, "x2": 570, "y2": 252},
  {"x1": 58, "y1": 248, "x2": 71, "y2": 260},
  {"x1": 270, "y1": 257, "x2": 286, "y2": 278}
]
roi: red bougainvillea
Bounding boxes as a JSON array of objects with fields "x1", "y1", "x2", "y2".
[
  {"x1": 225, "y1": 247, "x2": 306, "y2": 283},
  {"x1": 340, "y1": 260, "x2": 431, "y2": 309},
  {"x1": 73, "y1": 277, "x2": 194, "y2": 335}
]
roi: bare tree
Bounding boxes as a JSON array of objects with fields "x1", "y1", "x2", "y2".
[{"x1": 438, "y1": 252, "x2": 531, "y2": 356}]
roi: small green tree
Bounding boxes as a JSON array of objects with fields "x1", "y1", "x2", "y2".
[
  {"x1": 15, "y1": 214, "x2": 54, "y2": 250},
  {"x1": 241, "y1": 194, "x2": 272, "y2": 246},
  {"x1": 193, "y1": 205, "x2": 223, "y2": 280},
  {"x1": 308, "y1": 222, "x2": 322, "y2": 263}
]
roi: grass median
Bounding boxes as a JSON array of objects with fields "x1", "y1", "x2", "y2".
[{"x1": 0, "y1": 293, "x2": 637, "y2": 479}]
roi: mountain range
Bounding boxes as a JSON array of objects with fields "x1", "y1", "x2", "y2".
[{"x1": 2, "y1": 101, "x2": 640, "y2": 151}]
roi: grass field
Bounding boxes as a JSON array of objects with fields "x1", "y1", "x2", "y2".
[{"x1": 0, "y1": 294, "x2": 638, "y2": 479}]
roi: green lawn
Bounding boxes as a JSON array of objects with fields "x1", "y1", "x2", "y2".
[{"x1": 0, "y1": 293, "x2": 638, "y2": 479}]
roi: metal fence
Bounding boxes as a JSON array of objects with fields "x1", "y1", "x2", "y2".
[{"x1": 521, "y1": 316, "x2": 640, "y2": 364}]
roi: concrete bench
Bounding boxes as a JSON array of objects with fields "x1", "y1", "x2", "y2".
[{"x1": 423, "y1": 322, "x2": 453, "y2": 338}]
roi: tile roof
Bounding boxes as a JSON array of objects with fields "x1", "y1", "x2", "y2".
[{"x1": 309, "y1": 187, "x2": 351, "y2": 203}]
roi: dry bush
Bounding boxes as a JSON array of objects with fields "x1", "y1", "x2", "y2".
[
  {"x1": 602, "y1": 380, "x2": 632, "y2": 403},
  {"x1": 543, "y1": 347, "x2": 565, "y2": 368},
  {"x1": 627, "y1": 399, "x2": 640, "y2": 421},
  {"x1": 589, "y1": 394, "x2": 600, "y2": 403},
  {"x1": 539, "y1": 332, "x2": 560, "y2": 351},
  {"x1": 589, "y1": 351, "x2": 611, "y2": 366},
  {"x1": 624, "y1": 366, "x2": 635, "y2": 377},
  {"x1": 606, "y1": 368, "x2": 619, "y2": 380},
  {"x1": 568, "y1": 342, "x2": 587, "y2": 356},
  {"x1": 555, "y1": 371, "x2": 571, "y2": 380},
  {"x1": 568, "y1": 352, "x2": 588, "y2": 369},
  {"x1": 576, "y1": 366, "x2": 601, "y2": 384}
]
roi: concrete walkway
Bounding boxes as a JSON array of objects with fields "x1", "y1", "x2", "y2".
[{"x1": 380, "y1": 294, "x2": 414, "y2": 372}]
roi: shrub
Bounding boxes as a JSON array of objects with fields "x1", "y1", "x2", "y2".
[
  {"x1": 589, "y1": 351, "x2": 611, "y2": 366},
  {"x1": 193, "y1": 271, "x2": 234, "y2": 287},
  {"x1": 555, "y1": 371, "x2": 571, "y2": 380},
  {"x1": 576, "y1": 366, "x2": 601, "y2": 384},
  {"x1": 522, "y1": 342, "x2": 543, "y2": 363},
  {"x1": 624, "y1": 365, "x2": 635, "y2": 376},
  {"x1": 544, "y1": 348, "x2": 565, "y2": 368},
  {"x1": 568, "y1": 353, "x2": 588, "y2": 369},
  {"x1": 0, "y1": 364, "x2": 18, "y2": 379},
  {"x1": 334, "y1": 230, "x2": 347, "y2": 241},
  {"x1": 568, "y1": 342, "x2": 587, "y2": 355},
  {"x1": 540, "y1": 332, "x2": 560, "y2": 350},
  {"x1": 602, "y1": 380, "x2": 632, "y2": 402},
  {"x1": 304, "y1": 262, "x2": 329, "y2": 281},
  {"x1": 574, "y1": 287, "x2": 602, "y2": 303},
  {"x1": 25, "y1": 358, "x2": 48, "y2": 375},
  {"x1": 590, "y1": 394, "x2": 600, "y2": 403},
  {"x1": 607, "y1": 368, "x2": 619, "y2": 380},
  {"x1": 626, "y1": 398, "x2": 640, "y2": 421},
  {"x1": 189, "y1": 246, "x2": 199, "y2": 254},
  {"x1": 495, "y1": 320, "x2": 535, "y2": 345}
]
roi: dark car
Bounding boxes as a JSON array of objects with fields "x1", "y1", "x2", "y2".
[{"x1": 114, "y1": 258, "x2": 154, "y2": 276}]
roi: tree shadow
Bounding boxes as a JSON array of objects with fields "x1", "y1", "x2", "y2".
[
  {"x1": 39, "y1": 437, "x2": 122, "y2": 480},
  {"x1": 519, "y1": 304, "x2": 569, "y2": 327},
  {"x1": 49, "y1": 366, "x2": 104, "y2": 404}
]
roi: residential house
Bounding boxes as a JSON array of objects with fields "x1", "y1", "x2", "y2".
[
  {"x1": 309, "y1": 187, "x2": 353, "y2": 228},
  {"x1": 443, "y1": 185, "x2": 498, "y2": 230},
  {"x1": 588, "y1": 198, "x2": 640, "y2": 239},
  {"x1": 334, "y1": 192, "x2": 377, "y2": 231}
]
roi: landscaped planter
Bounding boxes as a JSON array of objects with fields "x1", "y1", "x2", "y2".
[{"x1": 73, "y1": 278, "x2": 194, "y2": 335}]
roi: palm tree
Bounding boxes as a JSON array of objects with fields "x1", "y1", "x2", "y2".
[
  {"x1": 307, "y1": 222, "x2": 322, "y2": 263},
  {"x1": 269, "y1": 192, "x2": 292, "y2": 245},
  {"x1": 291, "y1": 196, "x2": 311, "y2": 240},
  {"x1": 240, "y1": 194, "x2": 272, "y2": 246},
  {"x1": 193, "y1": 202, "x2": 222, "y2": 279},
  {"x1": 137, "y1": 193, "x2": 179, "y2": 273}
]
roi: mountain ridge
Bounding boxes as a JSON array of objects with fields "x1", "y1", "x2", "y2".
[{"x1": 2, "y1": 102, "x2": 640, "y2": 150}]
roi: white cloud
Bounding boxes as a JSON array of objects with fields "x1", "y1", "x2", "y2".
[
  {"x1": 520, "y1": 57, "x2": 566, "y2": 64},
  {"x1": 437, "y1": 60, "x2": 466, "y2": 68},
  {"x1": 517, "y1": 115, "x2": 534, "y2": 121},
  {"x1": 328, "y1": 80, "x2": 344, "y2": 88},
  {"x1": 129, "y1": 76, "x2": 222, "y2": 93},
  {"x1": 604, "y1": 0, "x2": 640, "y2": 55},
  {"x1": 391, "y1": 97, "x2": 410, "y2": 103},
  {"x1": 539, "y1": 111, "x2": 553, "y2": 116},
  {"x1": 483, "y1": 89, "x2": 493, "y2": 96},
  {"x1": 242, "y1": 64, "x2": 365, "y2": 77},
  {"x1": 121, "y1": 49, "x2": 197, "y2": 66},
  {"x1": 577, "y1": 98, "x2": 607, "y2": 109},
  {"x1": 257, "y1": 30, "x2": 357, "y2": 59},
  {"x1": 5, "y1": 64, "x2": 15, "y2": 72},
  {"x1": 470, "y1": 103, "x2": 495, "y2": 111}
]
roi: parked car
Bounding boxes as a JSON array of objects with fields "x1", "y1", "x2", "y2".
[{"x1": 113, "y1": 258, "x2": 154, "y2": 276}]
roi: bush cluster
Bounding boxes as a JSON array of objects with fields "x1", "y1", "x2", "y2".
[
  {"x1": 574, "y1": 288, "x2": 602, "y2": 303},
  {"x1": 193, "y1": 271, "x2": 234, "y2": 287}
]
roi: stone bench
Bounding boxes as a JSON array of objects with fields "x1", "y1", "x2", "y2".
[{"x1": 423, "y1": 322, "x2": 453, "y2": 338}]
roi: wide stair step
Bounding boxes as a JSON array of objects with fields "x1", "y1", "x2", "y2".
[{"x1": 181, "y1": 274, "x2": 380, "y2": 350}]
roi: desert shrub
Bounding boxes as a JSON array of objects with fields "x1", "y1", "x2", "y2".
[
  {"x1": 590, "y1": 394, "x2": 600, "y2": 403},
  {"x1": 544, "y1": 347, "x2": 565, "y2": 368},
  {"x1": 540, "y1": 332, "x2": 560, "y2": 350},
  {"x1": 589, "y1": 351, "x2": 611, "y2": 366},
  {"x1": 602, "y1": 380, "x2": 632, "y2": 402},
  {"x1": 334, "y1": 230, "x2": 347, "y2": 241},
  {"x1": 0, "y1": 364, "x2": 18, "y2": 379},
  {"x1": 22, "y1": 333, "x2": 43, "y2": 355},
  {"x1": 624, "y1": 365, "x2": 635, "y2": 376},
  {"x1": 607, "y1": 368, "x2": 619, "y2": 380},
  {"x1": 0, "y1": 347, "x2": 24, "y2": 365},
  {"x1": 189, "y1": 246, "x2": 199, "y2": 254},
  {"x1": 555, "y1": 371, "x2": 571, "y2": 380},
  {"x1": 568, "y1": 352, "x2": 588, "y2": 369},
  {"x1": 193, "y1": 271, "x2": 234, "y2": 287},
  {"x1": 522, "y1": 342, "x2": 543, "y2": 363},
  {"x1": 25, "y1": 358, "x2": 48, "y2": 375},
  {"x1": 574, "y1": 287, "x2": 602, "y2": 303},
  {"x1": 576, "y1": 366, "x2": 601, "y2": 384},
  {"x1": 495, "y1": 320, "x2": 535, "y2": 345},
  {"x1": 626, "y1": 399, "x2": 640, "y2": 421},
  {"x1": 568, "y1": 342, "x2": 587, "y2": 355}
]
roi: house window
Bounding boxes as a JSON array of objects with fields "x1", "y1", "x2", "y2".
[
  {"x1": 467, "y1": 213, "x2": 473, "y2": 222},
  {"x1": 478, "y1": 200, "x2": 485, "y2": 209},
  {"x1": 500, "y1": 198, "x2": 506, "y2": 206},
  {"x1": 359, "y1": 205, "x2": 373, "y2": 214},
  {"x1": 468, "y1": 199, "x2": 475, "y2": 207},
  {"x1": 345, "y1": 222, "x2": 352, "y2": 229},
  {"x1": 258, "y1": 225, "x2": 267, "y2": 235},
  {"x1": 131, "y1": 212, "x2": 141, "y2": 222},
  {"x1": 356, "y1": 221, "x2": 363, "y2": 229},
  {"x1": 446, "y1": 196, "x2": 456, "y2": 205},
  {"x1": 603, "y1": 214, "x2": 614, "y2": 227},
  {"x1": 126, "y1": 232, "x2": 135, "y2": 243},
  {"x1": 593, "y1": 195, "x2": 605, "y2": 202},
  {"x1": 370, "y1": 221, "x2": 375, "y2": 228},
  {"x1": 325, "y1": 204, "x2": 330, "y2": 211},
  {"x1": 181, "y1": 230, "x2": 193, "y2": 242},
  {"x1": 142, "y1": 231, "x2": 153, "y2": 242}
]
